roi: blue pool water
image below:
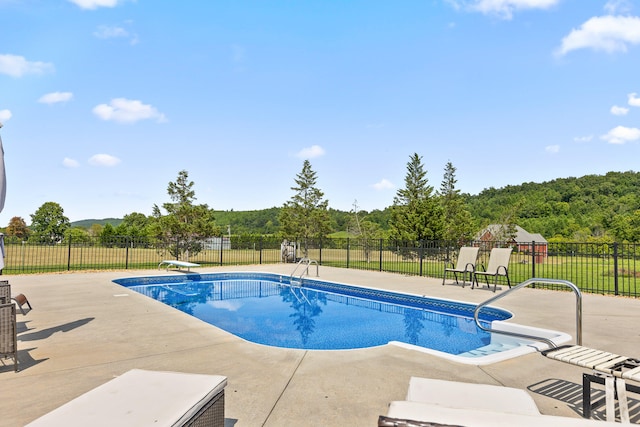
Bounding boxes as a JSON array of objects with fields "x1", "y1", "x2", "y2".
[{"x1": 113, "y1": 272, "x2": 512, "y2": 355}]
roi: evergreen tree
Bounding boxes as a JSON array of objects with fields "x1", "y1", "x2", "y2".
[
  {"x1": 150, "y1": 170, "x2": 218, "y2": 260},
  {"x1": 390, "y1": 153, "x2": 443, "y2": 246},
  {"x1": 279, "y1": 160, "x2": 331, "y2": 256},
  {"x1": 438, "y1": 161, "x2": 474, "y2": 243}
]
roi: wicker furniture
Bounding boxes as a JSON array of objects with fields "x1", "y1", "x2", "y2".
[
  {"x1": 26, "y1": 369, "x2": 227, "y2": 426},
  {"x1": 0, "y1": 280, "x2": 9, "y2": 304},
  {"x1": 0, "y1": 302, "x2": 17, "y2": 372}
]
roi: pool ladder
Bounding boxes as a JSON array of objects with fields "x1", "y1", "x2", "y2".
[
  {"x1": 473, "y1": 278, "x2": 583, "y2": 349},
  {"x1": 289, "y1": 257, "x2": 319, "y2": 286}
]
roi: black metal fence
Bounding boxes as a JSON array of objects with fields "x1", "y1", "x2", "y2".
[{"x1": 2, "y1": 236, "x2": 639, "y2": 298}]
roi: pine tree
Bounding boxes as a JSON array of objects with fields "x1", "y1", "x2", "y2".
[
  {"x1": 150, "y1": 170, "x2": 218, "y2": 260},
  {"x1": 390, "y1": 153, "x2": 443, "y2": 246},
  {"x1": 439, "y1": 161, "x2": 474, "y2": 243},
  {"x1": 279, "y1": 160, "x2": 331, "y2": 257}
]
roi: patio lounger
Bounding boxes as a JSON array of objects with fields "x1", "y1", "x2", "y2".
[
  {"x1": 472, "y1": 247, "x2": 512, "y2": 292},
  {"x1": 27, "y1": 369, "x2": 227, "y2": 427},
  {"x1": 158, "y1": 260, "x2": 201, "y2": 272},
  {"x1": 381, "y1": 377, "x2": 622, "y2": 426},
  {"x1": 442, "y1": 247, "x2": 479, "y2": 287},
  {"x1": 543, "y1": 345, "x2": 640, "y2": 421},
  {"x1": 0, "y1": 302, "x2": 18, "y2": 372}
]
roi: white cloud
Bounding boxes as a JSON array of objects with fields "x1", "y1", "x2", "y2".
[
  {"x1": 0, "y1": 109, "x2": 11, "y2": 122},
  {"x1": 545, "y1": 145, "x2": 560, "y2": 153},
  {"x1": 92, "y1": 98, "x2": 167, "y2": 124},
  {"x1": 574, "y1": 135, "x2": 593, "y2": 142},
  {"x1": 93, "y1": 24, "x2": 139, "y2": 45},
  {"x1": 628, "y1": 92, "x2": 640, "y2": 107},
  {"x1": 556, "y1": 16, "x2": 640, "y2": 56},
  {"x1": 372, "y1": 179, "x2": 395, "y2": 190},
  {"x1": 0, "y1": 54, "x2": 54, "y2": 77},
  {"x1": 63, "y1": 158, "x2": 80, "y2": 168},
  {"x1": 94, "y1": 25, "x2": 128, "y2": 39},
  {"x1": 38, "y1": 92, "x2": 73, "y2": 104},
  {"x1": 296, "y1": 145, "x2": 325, "y2": 159},
  {"x1": 604, "y1": 0, "x2": 632, "y2": 15},
  {"x1": 68, "y1": 0, "x2": 127, "y2": 9},
  {"x1": 446, "y1": 0, "x2": 559, "y2": 20},
  {"x1": 601, "y1": 125, "x2": 640, "y2": 144},
  {"x1": 611, "y1": 105, "x2": 629, "y2": 115},
  {"x1": 88, "y1": 154, "x2": 121, "y2": 166}
]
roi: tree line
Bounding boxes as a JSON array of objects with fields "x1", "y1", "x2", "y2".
[{"x1": 4, "y1": 158, "x2": 640, "y2": 258}]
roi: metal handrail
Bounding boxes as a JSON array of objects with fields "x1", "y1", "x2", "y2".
[
  {"x1": 289, "y1": 257, "x2": 319, "y2": 285},
  {"x1": 473, "y1": 278, "x2": 583, "y2": 349}
]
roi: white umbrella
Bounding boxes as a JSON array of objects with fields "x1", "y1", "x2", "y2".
[
  {"x1": 0, "y1": 122, "x2": 4, "y2": 272},
  {"x1": 0, "y1": 121, "x2": 5, "y2": 213}
]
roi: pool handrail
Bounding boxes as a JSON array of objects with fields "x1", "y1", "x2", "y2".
[
  {"x1": 290, "y1": 257, "x2": 319, "y2": 285},
  {"x1": 473, "y1": 278, "x2": 583, "y2": 349}
]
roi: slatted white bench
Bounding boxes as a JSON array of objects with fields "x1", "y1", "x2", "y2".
[
  {"x1": 158, "y1": 260, "x2": 201, "y2": 272},
  {"x1": 543, "y1": 345, "x2": 640, "y2": 421}
]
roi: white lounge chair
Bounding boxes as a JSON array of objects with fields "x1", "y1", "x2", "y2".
[
  {"x1": 380, "y1": 377, "x2": 623, "y2": 426},
  {"x1": 473, "y1": 247, "x2": 512, "y2": 292},
  {"x1": 442, "y1": 247, "x2": 479, "y2": 288},
  {"x1": 27, "y1": 369, "x2": 227, "y2": 427}
]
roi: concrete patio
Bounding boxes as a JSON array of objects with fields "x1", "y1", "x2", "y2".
[{"x1": 1, "y1": 265, "x2": 639, "y2": 426}]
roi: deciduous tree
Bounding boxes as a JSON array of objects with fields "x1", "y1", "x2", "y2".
[
  {"x1": 5, "y1": 216, "x2": 30, "y2": 240},
  {"x1": 30, "y1": 202, "x2": 70, "y2": 244}
]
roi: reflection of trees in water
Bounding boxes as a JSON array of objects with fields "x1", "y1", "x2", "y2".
[
  {"x1": 280, "y1": 287, "x2": 327, "y2": 345},
  {"x1": 442, "y1": 321, "x2": 454, "y2": 337},
  {"x1": 403, "y1": 308, "x2": 425, "y2": 345},
  {"x1": 150, "y1": 282, "x2": 212, "y2": 316}
]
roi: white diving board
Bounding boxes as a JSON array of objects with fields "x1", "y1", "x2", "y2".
[{"x1": 158, "y1": 260, "x2": 201, "y2": 272}]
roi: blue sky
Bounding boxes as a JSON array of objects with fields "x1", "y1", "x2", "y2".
[{"x1": 1, "y1": 0, "x2": 640, "y2": 224}]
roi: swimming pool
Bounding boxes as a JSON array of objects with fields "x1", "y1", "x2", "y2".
[{"x1": 114, "y1": 272, "x2": 570, "y2": 365}]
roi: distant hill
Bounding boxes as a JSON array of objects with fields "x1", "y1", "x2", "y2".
[
  {"x1": 67, "y1": 171, "x2": 640, "y2": 240},
  {"x1": 71, "y1": 218, "x2": 123, "y2": 229}
]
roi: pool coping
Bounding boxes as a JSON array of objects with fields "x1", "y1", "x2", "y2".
[{"x1": 114, "y1": 270, "x2": 572, "y2": 365}]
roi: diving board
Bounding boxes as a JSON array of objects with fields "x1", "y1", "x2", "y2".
[{"x1": 158, "y1": 260, "x2": 201, "y2": 272}]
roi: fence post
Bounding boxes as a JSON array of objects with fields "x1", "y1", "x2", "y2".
[
  {"x1": 531, "y1": 241, "x2": 536, "y2": 278},
  {"x1": 219, "y1": 238, "x2": 224, "y2": 266},
  {"x1": 379, "y1": 239, "x2": 383, "y2": 272},
  {"x1": 67, "y1": 235, "x2": 72, "y2": 271},
  {"x1": 419, "y1": 241, "x2": 424, "y2": 277},
  {"x1": 346, "y1": 238, "x2": 350, "y2": 269},
  {"x1": 259, "y1": 236, "x2": 263, "y2": 264},
  {"x1": 613, "y1": 242, "x2": 619, "y2": 296},
  {"x1": 319, "y1": 239, "x2": 323, "y2": 265},
  {"x1": 125, "y1": 237, "x2": 130, "y2": 270}
]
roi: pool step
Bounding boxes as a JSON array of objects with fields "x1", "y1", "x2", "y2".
[{"x1": 459, "y1": 342, "x2": 521, "y2": 358}]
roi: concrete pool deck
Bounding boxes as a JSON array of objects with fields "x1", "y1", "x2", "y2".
[{"x1": 1, "y1": 265, "x2": 639, "y2": 426}]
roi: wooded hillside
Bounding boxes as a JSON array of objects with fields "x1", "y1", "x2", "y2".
[{"x1": 71, "y1": 171, "x2": 640, "y2": 242}]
